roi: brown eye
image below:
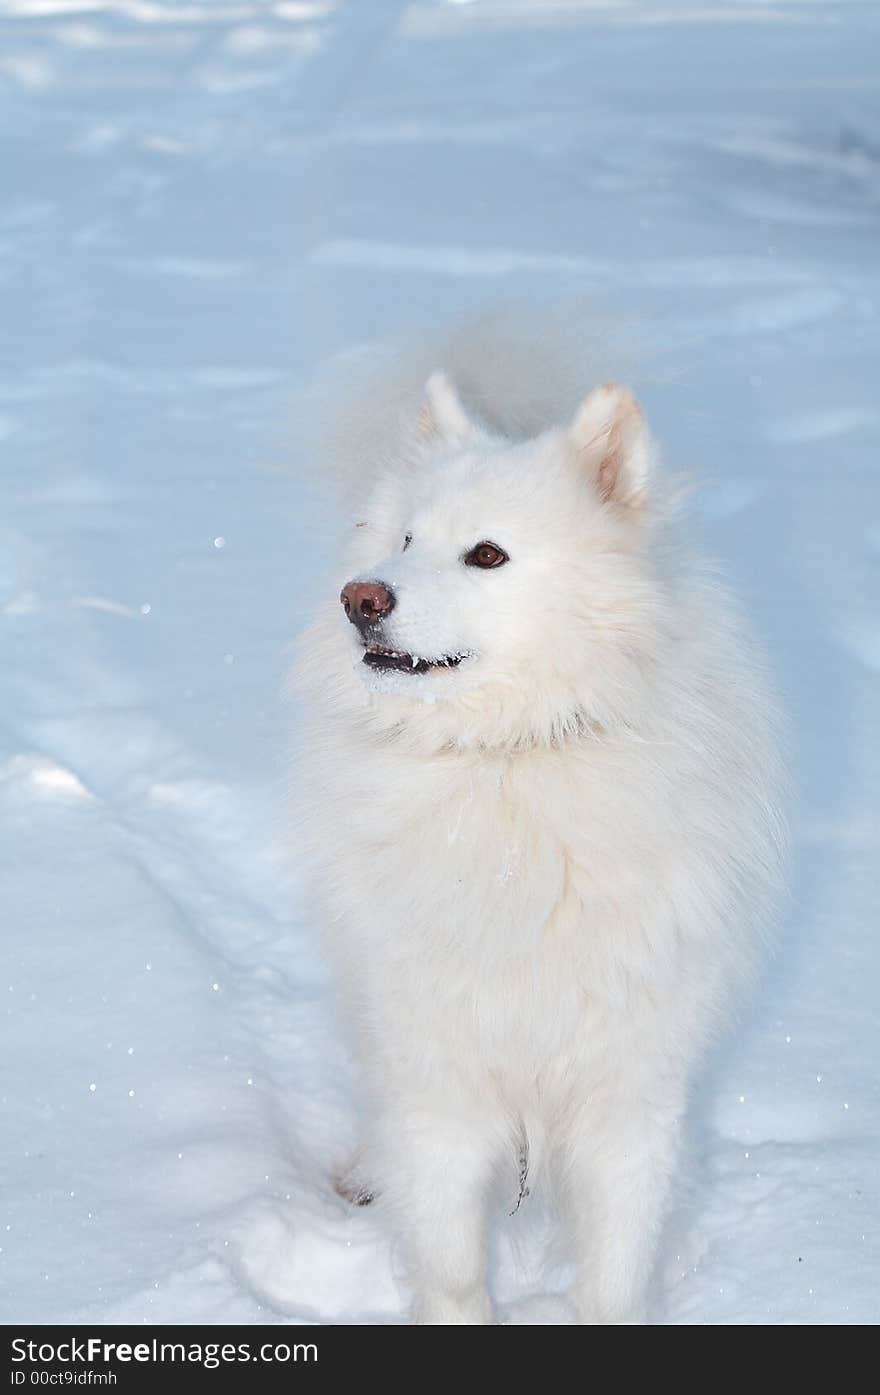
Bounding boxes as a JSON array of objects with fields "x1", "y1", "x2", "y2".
[
  {"x1": 464, "y1": 541, "x2": 508, "y2": 570},
  {"x1": 403, "y1": 533, "x2": 412, "y2": 552}
]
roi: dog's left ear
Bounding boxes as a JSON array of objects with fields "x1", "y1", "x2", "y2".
[
  {"x1": 570, "y1": 384, "x2": 653, "y2": 510},
  {"x1": 415, "y1": 371, "x2": 474, "y2": 446}
]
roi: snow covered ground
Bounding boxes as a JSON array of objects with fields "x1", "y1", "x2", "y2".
[{"x1": 1, "y1": 0, "x2": 878, "y2": 1326}]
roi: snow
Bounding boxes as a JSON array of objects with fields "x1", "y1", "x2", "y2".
[{"x1": 1, "y1": 0, "x2": 878, "y2": 1326}]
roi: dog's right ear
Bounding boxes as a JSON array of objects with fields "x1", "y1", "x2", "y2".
[
  {"x1": 570, "y1": 384, "x2": 653, "y2": 510},
  {"x1": 415, "y1": 372, "x2": 474, "y2": 446}
]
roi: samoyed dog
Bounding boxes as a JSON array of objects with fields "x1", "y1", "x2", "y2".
[{"x1": 294, "y1": 314, "x2": 786, "y2": 1325}]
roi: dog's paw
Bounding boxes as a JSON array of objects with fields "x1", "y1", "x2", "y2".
[
  {"x1": 332, "y1": 1155, "x2": 376, "y2": 1207},
  {"x1": 574, "y1": 1295, "x2": 647, "y2": 1325},
  {"x1": 414, "y1": 1291, "x2": 493, "y2": 1325}
]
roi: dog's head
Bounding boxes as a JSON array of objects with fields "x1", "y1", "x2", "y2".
[{"x1": 333, "y1": 373, "x2": 670, "y2": 748}]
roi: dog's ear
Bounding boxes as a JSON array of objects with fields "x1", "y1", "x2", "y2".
[
  {"x1": 415, "y1": 371, "x2": 474, "y2": 445},
  {"x1": 570, "y1": 384, "x2": 652, "y2": 510}
]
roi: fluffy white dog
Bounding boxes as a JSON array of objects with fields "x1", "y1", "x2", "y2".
[{"x1": 294, "y1": 318, "x2": 787, "y2": 1325}]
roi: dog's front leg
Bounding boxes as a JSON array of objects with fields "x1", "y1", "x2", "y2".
[
  {"x1": 562, "y1": 1095, "x2": 682, "y2": 1325},
  {"x1": 379, "y1": 1102, "x2": 499, "y2": 1325}
]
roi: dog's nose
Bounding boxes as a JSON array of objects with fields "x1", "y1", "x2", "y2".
[{"x1": 340, "y1": 580, "x2": 396, "y2": 631}]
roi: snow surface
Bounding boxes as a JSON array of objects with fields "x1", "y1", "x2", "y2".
[{"x1": 2, "y1": 0, "x2": 879, "y2": 1326}]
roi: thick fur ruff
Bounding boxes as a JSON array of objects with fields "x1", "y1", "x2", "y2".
[{"x1": 292, "y1": 315, "x2": 787, "y2": 1325}]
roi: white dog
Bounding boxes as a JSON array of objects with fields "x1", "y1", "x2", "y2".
[{"x1": 293, "y1": 318, "x2": 786, "y2": 1324}]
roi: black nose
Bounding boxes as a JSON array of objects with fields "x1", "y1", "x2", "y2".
[{"x1": 340, "y1": 580, "x2": 396, "y2": 632}]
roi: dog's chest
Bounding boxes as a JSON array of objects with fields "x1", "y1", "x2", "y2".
[
  {"x1": 342, "y1": 746, "x2": 589, "y2": 957},
  {"x1": 325, "y1": 736, "x2": 672, "y2": 1073},
  {"x1": 342, "y1": 746, "x2": 628, "y2": 1070}
]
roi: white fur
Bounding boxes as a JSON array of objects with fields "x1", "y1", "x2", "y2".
[{"x1": 292, "y1": 320, "x2": 787, "y2": 1325}]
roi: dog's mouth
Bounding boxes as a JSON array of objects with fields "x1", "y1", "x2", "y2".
[{"x1": 362, "y1": 642, "x2": 467, "y2": 676}]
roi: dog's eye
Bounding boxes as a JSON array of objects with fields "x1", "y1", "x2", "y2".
[
  {"x1": 464, "y1": 541, "x2": 508, "y2": 570},
  {"x1": 402, "y1": 533, "x2": 412, "y2": 552}
]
